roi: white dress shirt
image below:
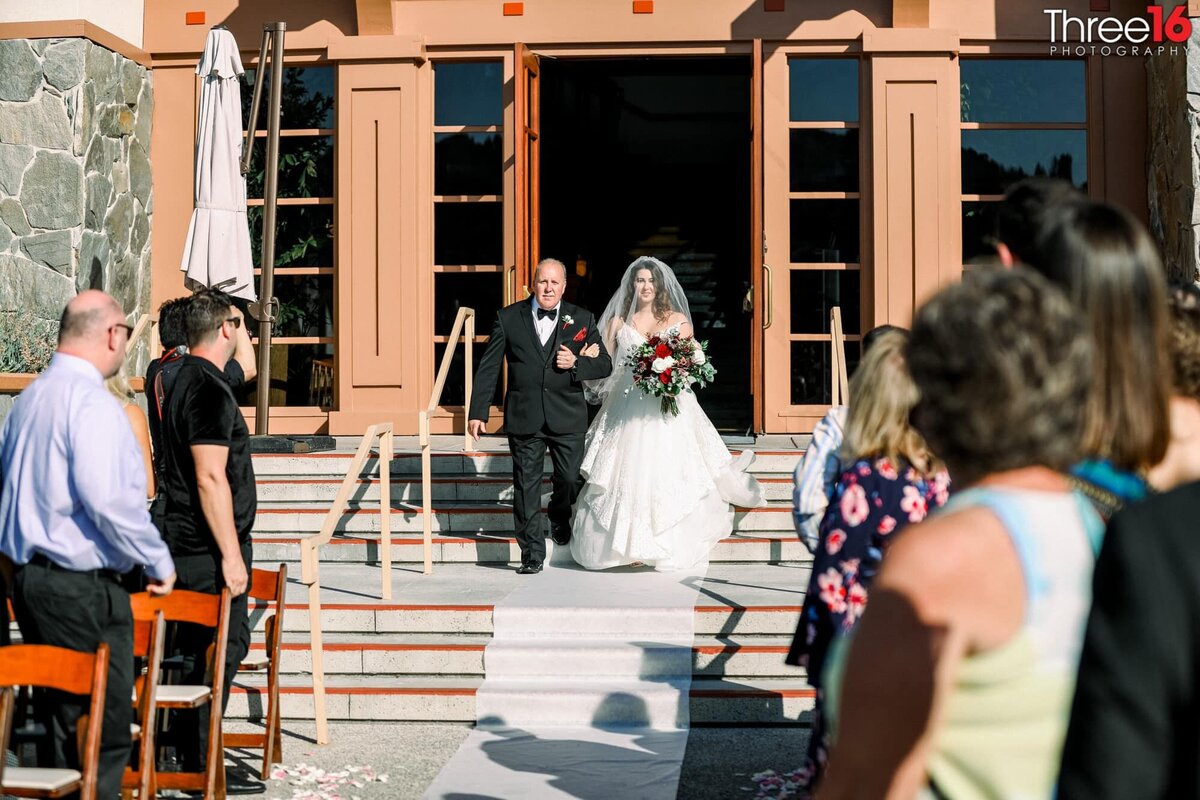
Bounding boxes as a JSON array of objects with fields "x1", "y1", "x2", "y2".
[
  {"x1": 0, "y1": 353, "x2": 174, "y2": 580},
  {"x1": 532, "y1": 298, "x2": 561, "y2": 346}
]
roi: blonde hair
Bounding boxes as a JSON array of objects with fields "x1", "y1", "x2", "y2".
[
  {"x1": 841, "y1": 330, "x2": 937, "y2": 475},
  {"x1": 105, "y1": 370, "x2": 134, "y2": 405}
]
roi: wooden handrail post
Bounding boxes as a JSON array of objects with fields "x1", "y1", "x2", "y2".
[
  {"x1": 300, "y1": 421, "x2": 394, "y2": 745},
  {"x1": 831, "y1": 306, "x2": 850, "y2": 405},
  {"x1": 380, "y1": 428, "x2": 393, "y2": 600},
  {"x1": 420, "y1": 411, "x2": 433, "y2": 575},
  {"x1": 464, "y1": 313, "x2": 474, "y2": 453}
]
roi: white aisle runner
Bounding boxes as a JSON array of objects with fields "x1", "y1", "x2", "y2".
[{"x1": 423, "y1": 544, "x2": 708, "y2": 800}]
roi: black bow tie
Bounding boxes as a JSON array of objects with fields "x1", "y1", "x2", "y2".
[{"x1": 537, "y1": 307, "x2": 557, "y2": 321}]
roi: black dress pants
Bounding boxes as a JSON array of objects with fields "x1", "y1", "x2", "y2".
[
  {"x1": 12, "y1": 560, "x2": 134, "y2": 800},
  {"x1": 170, "y1": 540, "x2": 252, "y2": 770},
  {"x1": 508, "y1": 426, "x2": 585, "y2": 565}
]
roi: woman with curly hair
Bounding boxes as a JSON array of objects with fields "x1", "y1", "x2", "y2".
[{"x1": 784, "y1": 328, "x2": 949, "y2": 797}]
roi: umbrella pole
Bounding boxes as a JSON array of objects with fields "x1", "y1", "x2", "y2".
[{"x1": 254, "y1": 22, "x2": 287, "y2": 435}]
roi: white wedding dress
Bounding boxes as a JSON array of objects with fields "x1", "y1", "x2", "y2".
[{"x1": 569, "y1": 324, "x2": 767, "y2": 571}]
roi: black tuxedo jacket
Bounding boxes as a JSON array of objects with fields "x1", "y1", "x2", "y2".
[
  {"x1": 1058, "y1": 481, "x2": 1200, "y2": 799},
  {"x1": 468, "y1": 300, "x2": 612, "y2": 436}
]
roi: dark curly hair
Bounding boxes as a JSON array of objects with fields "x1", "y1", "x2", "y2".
[
  {"x1": 1167, "y1": 283, "x2": 1200, "y2": 401},
  {"x1": 906, "y1": 268, "x2": 1092, "y2": 485}
]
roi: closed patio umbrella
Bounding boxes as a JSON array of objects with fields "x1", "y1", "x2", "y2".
[{"x1": 180, "y1": 26, "x2": 256, "y2": 301}]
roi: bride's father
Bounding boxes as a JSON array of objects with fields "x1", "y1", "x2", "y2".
[{"x1": 468, "y1": 258, "x2": 612, "y2": 574}]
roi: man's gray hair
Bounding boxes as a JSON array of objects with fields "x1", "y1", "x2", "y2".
[{"x1": 534, "y1": 258, "x2": 567, "y2": 280}]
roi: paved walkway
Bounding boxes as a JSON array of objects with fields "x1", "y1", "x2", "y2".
[{"x1": 226, "y1": 722, "x2": 810, "y2": 799}]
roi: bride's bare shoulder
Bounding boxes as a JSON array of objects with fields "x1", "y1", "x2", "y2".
[{"x1": 607, "y1": 316, "x2": 625, "y2": 336}]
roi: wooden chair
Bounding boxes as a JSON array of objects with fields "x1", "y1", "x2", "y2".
[
  {"x1": 224, "y1": 565, "x2": 287, "y2": 779},
  {"x1": 0, "y1": 643, "x2": 110, "y2": 800},
  {"x1": 129, "y1": 589, "x2": 231, "y2": 800},
  {"x1": 122, "y1": 611, "x2": 165, "y2": 799}
]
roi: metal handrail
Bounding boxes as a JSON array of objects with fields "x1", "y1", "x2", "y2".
[
  {"x1": 299, "y1": 422, "x2": 393, "y2": 745},
  {"x1": 418, "y1": 307, "x2": 476, "y2": 575}
]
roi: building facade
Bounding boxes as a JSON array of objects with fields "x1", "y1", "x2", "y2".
[{"x1": 16, "y1": 0, "x2": 1172, "y2": 435}]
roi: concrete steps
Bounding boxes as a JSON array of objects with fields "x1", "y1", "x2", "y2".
[{"x1": 233, "y1": 442, "x2": 811, "y2": 726}]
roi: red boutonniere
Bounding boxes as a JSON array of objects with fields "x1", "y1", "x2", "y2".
[{"x1": 573, "y1": 327, "x2": 588, "y2": 342}]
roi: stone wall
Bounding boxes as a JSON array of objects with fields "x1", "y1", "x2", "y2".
[
  {"x1": 0, "y1": 37, "x2": 153, "y2": 369},
  {"x1": 1147, "y1": 25, "x2": 1200, "y2": 283}
]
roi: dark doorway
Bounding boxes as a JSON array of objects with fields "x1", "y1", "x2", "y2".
[{"x1": 539, "y1": 57, "x2": 753, "y2": 432}]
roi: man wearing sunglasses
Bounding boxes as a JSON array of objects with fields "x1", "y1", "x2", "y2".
[{"x1": 157, "y1": 288, "x2": 259, "y2": 792}]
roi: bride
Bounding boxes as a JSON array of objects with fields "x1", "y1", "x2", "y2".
[{"x1": 569, "y1": 256, "x2": 766, "y2": 571}]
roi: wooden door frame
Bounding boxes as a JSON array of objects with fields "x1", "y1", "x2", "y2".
[{"x1": 512, "y1": 43, "x2": 540, "y2": 303}]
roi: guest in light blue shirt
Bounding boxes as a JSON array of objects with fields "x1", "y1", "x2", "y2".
[{"x1": 0, "y1": 290, "x2": 175, "y2": 800}]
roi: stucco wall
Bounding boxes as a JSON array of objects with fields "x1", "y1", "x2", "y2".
[
  {"x1": 0, "y1": 37, "x2": 154, "y2": 371},
  {"x1": 0, "y1": 1, "x2": 144, "y2": 50}
]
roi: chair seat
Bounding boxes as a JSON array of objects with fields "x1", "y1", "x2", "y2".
[
  {"x1": 155, "y1": 685, "x2": 210, "y2": 708},
  {"x1": 2, "y1": 766, "x2": 82, "y2": 792},
  {"x1": 239, "y1": 655, "x2": 269, "y2": 671}
]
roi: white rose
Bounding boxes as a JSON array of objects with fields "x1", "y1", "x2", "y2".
[
  {"x1": 651, "y1": 356, "x2": 675, "y2": 373},
  {"x1": 693, "y1": 347, "x2": 706, "y2": 365}
]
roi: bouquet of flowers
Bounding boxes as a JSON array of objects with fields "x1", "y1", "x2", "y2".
[{"x1": 624, "y1": 326, "x2": 717, "y2": 416}]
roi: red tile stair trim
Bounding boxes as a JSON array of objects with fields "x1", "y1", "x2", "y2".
[{"x1": 229, "y1": 685, "x2": 815, "y2": 698}]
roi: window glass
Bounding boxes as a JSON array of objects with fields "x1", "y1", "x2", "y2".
[
  {"x1": 961, "y1": 129, "x2": 1087, "y2": 195},
  {"x1": 270, "y1": 275, "x2": 334, "y2": 339},
  {"x1": 240, "y1": 343, "x2": 335, "y2": 407},
  {"x1": 434, "y1": 273, "x2": 503, "y2": 336},
  {"x1": 790, "y1": 270, "x2": 861, "y2": 335},
  {"x1": 434, "y1": 203, "x2": 504, "y2": 266},
  {"x1": 790, "y1": 129, "x2": 859, "y2": 193},
  {"x1": 789, "y1": 199, "x2": 860, "y2": 263},
  {"x1": 243, "y1": 66, "x2": 335, "y2": 130},
  {"x1": 435, "y1": 343, "x2": 503, "y2": 407},
  {"x1": 960, "y1": 60, "x2": 1085, "y2": 124},
  {"x1": 248, "y1": 136, "x2": 335, "y2": 198},
  {"x1": 789, "y1": 60, "x2": 859, "y2": 123},
  {"x1": 248, "y1": 205, "x2": 333, "y2": 267},
  {"x1": 962, "y1": 201, "x2": 1000, "y2": 265},
  {"x1": 435, "y1": 133, "x2": 503, "y2": 196},
  {"x1": 434, "y1": 62, "x2": 504, "y2": 126},
  {"x1": 790, "y1": 341, "x2": 832, "y2": 405}
]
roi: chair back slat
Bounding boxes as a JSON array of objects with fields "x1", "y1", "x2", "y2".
[
  {"x1": 248, "y1": 567, "x2": 283, "y2": 602},
  {"x1": 130, "y1": 589, "x2": 222, "y2": 627},
  {"x1": 0, "y1": 644, "x2": 105, "y2": 695}
]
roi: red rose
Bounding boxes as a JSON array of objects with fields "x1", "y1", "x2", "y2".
[
  {"x1": 573, "y1": 327, "x2": 587, "y2": 342},
  {"x1": 654, "y1": 343, "x2": 671, "y2": 358},
  {"x1": 659, "y1": 369, "x2": 672, "y2": 384}
]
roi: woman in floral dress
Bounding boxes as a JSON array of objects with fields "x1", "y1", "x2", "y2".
[{"x1": 784, "y1": 329, "x2": 949, "y2": 798}]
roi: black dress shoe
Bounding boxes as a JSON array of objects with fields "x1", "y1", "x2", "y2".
[
  {"x1": 550, "y1": 523, "x2": 572, "y2": 546},
  {"x1": 516, "y1": 561, "x2": 543, "y2": 574}
]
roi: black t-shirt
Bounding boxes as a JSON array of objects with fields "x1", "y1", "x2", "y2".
[
  {"x1": 161, "y1": 355, "x2": 256, "y2": 556},
  {"x1": 147, "y1": 348, "x2": 245, "y2": 479}
]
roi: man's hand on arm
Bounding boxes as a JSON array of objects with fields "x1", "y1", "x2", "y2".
[
  {"x1": 192, "y1": 444, "x2": 249, "y2": 596},
  {"x1": 556, "y1": 345, "x2": 577, "y2": 370}
]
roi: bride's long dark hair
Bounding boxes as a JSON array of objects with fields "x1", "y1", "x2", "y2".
[{"x1": 622, "y1": 259, "x2": 674, "y2": 322}]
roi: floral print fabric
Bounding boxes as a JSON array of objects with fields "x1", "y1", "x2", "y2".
[{"x1": 791, "y1": 457, "x2": 949, "y2": 684}]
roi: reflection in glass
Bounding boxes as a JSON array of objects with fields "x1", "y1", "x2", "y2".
[
  {"x1": 434, "y1": 342, "x2": 503, "y2": 407},
  {"x1": 789, "y1": 60, "x2": 859, "y2": 123},
  {"x1": 434, "y1": 273, "x2": 503, "y2": 336},
  {"x1": 790, "y1": 129, "x2": 859, "y2": 192},
  {"x1": 961, "y1": 130, "x2": 1087, "y2": 195},
  {"x1": 789, "y1": 200, "x2": 860, "y2": 263},
  {"x1": 248, "y1": 205, "x2": 333, "y2": 267},
  {"x1": 790, "y1": 270, "x2": 861, "y2": 335},
  {"x1": 434, "y1": 62, "x2": 504, "y2": 126},
  {"x1": 239, "y1": 343, "x2": 335, "y2": 407},
  {"x1": 435, "y1": 202, "x2": 503, "y2": 265},
  {"x1": 962, "y1": 201, "x2": 1000, "y2": 265},
  {"x1": 242, "y1": 67, "x2": 335, "y2": 130},
  {"x1": 791, "y1": 341, "x2": 831, "y2": 405},
  {"x1": 248, "y1": 136, "x2": 334, "y2": 198},
  {"x1": 960, "y1": 60, "x2": 1085, "y2": 124},
  {"x1": 435, "y1": 133, "x2": 503, "y2": 196},
  {"x1": 269, "y1": 275, "x2": 334, "y2": 338}
]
